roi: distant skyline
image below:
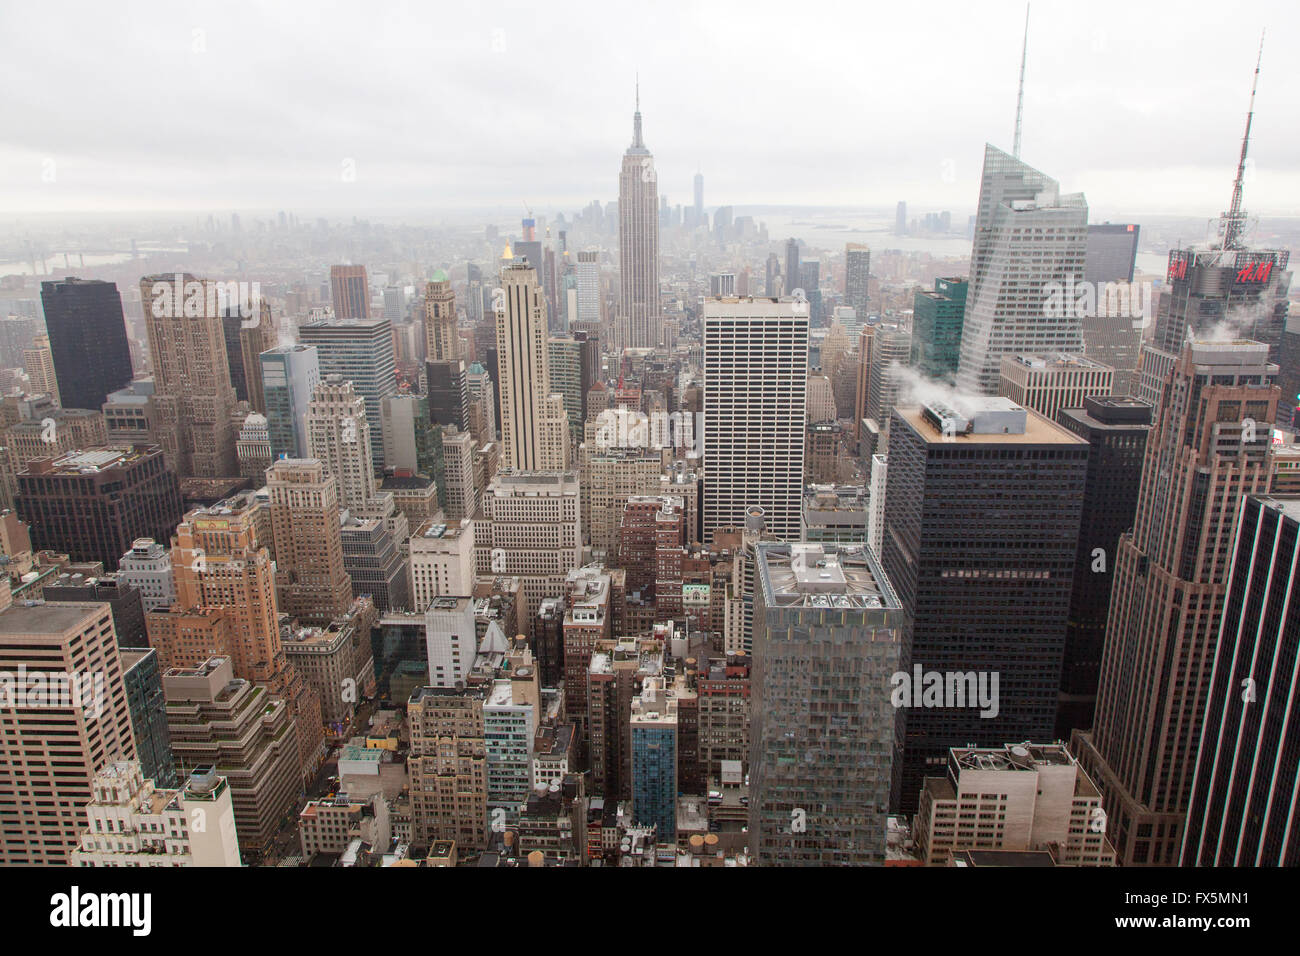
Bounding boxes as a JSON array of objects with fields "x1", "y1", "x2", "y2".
[{"x1": 2, "y1": 1, "x2": 1298, "y2": 218}]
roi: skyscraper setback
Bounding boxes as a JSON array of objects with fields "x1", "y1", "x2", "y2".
[
  {"x1": 1073, "y1": 340, "x2": 1280, "y2": 866},
  {"x1": 618, "y1": 86, "x2": 660, "y2": 349}
]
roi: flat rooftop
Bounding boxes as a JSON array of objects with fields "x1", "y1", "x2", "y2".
[
  {"x1": 952, "y1": 743, "x2": 1076, "y2": 772},
  {"x1": 1254, "y1": 495, "x2": 1300, "y2": 526},
  {"x1": 758, "y1": 543, "x2": 900, "y2": 610},
  {"x1": 0, "y1": 601, "x2": 104, "y2": 635},
  {"x1": 900, "y1": 405, "x2": 1087, "y2": 446},
  {"x1": 1004, "y1": 352, "x2": 1112, "y2": 371}
]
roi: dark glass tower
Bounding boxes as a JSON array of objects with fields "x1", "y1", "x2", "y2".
[
  {"x1": 39, "y1": 277, "x2": 134, "y2": 411},
  {"x1": 910, "y1": 277, "x2": 968, "y2": 383},
  {"x1": 1183, "y1": 493, "x2": 1300, "y2": 867},
  {"x1": 882, "y1": 399, "x2": 1088, "y2": 812},
  {"x1": 1054, "y1": 396, "x2": 1152, "y2": 738}
]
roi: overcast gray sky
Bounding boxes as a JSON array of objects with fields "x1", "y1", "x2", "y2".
[{"x1": 2, "y1": 0, "x2": 1297, "y2": 219}]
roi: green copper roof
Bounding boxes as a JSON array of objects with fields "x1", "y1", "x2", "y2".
[
  {"x1": 468, "y1": 362, "x2": 486, "y2": 374},
  {"x1": 430, "y1": 268, "x2": 448, "y2": 282}
]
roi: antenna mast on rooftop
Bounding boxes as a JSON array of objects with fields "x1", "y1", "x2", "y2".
[
  {"x1": 1012, "y1": 4, "x2": 1030, "y2": 158},
  {"x1": 1220, "y1": 31, "x2": 1265, "y2": 253}
]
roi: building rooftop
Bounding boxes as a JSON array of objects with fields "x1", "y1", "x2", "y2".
[
  {"x1": 26, "y1": 445, "x2": 157, "y2": 476},
  {"x1": 757, "y1": 542, "x2": 900, "y2": 610},
  {"x1": 1253, "y1": 494, "x2": 1300, "y2": 526},
  {"x1": 902, "y1": 403, "x2": 1087, "y2": 446},
  {"x1": 1004, "y1": 352, "x2": 1111, "y2": 371},
  {"x1": 0, "y1": 600, "x2": 104, "y2": 635}
]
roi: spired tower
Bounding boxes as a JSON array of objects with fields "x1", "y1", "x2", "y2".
[{"x1": 618, "y1": 80, "x2": 660, "y2": 350}]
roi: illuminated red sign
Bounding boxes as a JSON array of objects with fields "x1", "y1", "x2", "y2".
[
  {"x1": 1167, "y1": 252, "x2": 1189, "y2": 282},
  {"x1": 1235, "y1": 259, "x2": 1273, "y2": 284}
]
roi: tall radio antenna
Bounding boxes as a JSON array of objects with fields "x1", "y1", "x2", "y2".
[{"x1": 1012, "y1": 4, "x2": 1030, "y2": 158}]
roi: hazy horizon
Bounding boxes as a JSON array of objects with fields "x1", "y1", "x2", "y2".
[{"x1": 3, "y1": 1, "x2": 1299, "y2": 220}]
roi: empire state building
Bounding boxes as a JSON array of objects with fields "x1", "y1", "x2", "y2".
[{"x1": 618, "y1": 86, "x2": 660, "y2": 349}]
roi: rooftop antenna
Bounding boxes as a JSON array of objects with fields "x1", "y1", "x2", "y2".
[
  {"x1": 632, "y1": 73, "x2": 644, "y2": 148},
  {"x1": 1220, "y1": 31, "x2": 1265, "y2": 253},
  {"x1": 1012, "y1": 4, "x2": 1030, "y2": 158}
]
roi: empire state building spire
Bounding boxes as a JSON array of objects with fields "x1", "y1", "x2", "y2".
[{"x1": 631, "y1": 74, "x2": 645, "y2": 150}]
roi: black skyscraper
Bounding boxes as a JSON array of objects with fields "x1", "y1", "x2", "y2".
[
  {"x1": 882, "y1": 400, "x2": 1088, "y2": 813},
  {"x1": 39, "y1": 277, "x2": 134, "y2": 410},
  {"x1": 1054, "y1": 396, "x2": 1151, "y2": 738},
  {"x1": 1183, "y1": 493, "x2": 1300, "y2": 867}
]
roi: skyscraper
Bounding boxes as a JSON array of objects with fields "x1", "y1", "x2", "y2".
[
  {"x1": 140, "y1": 274, "x2": 242, "y2": 478},
  {"x1": 954, "y1": 146, "x2": 1088, "y2": 395},
  {"x1": 1073, "y1": 340, "x2": 1280, "y2": 866},
  {"x1": 496, "y1": 262, "x2": 569, "y2": 471},
  {"x1": 408, "y1": 686, "x2": 489, "y2": 851},
  {"x1": 1182, "y1": 493, "x2": 1300, "y2": 867},
  {"x1": 260, "y1": 344, "x2": 321, "y2": 460},
  {"x1": 0, "y1": 601, "x2": 137, "y2": 865},
  {"x1": 266, "y1": 458, "x2": 355, "y2": 627},
  {"x1": 298, "y1": 317, "x2": 397, "y2": 468},
  {"x1": 329, "y1": 264, "x2": 371, "y2": 320},
  {"x1": 748, "y1": 543, "x2": 903, "y2": 865},
  {"x1": 306, "y1": 376, "x2": 376, "y2": 514},
  {"x1": 16, "y1": 445, "x2": 184, "y2": 572},
  {"x1": 1152, "y1": 59, "x2": 1291, "y2": 366},
  {"x1": 23, "y1": 334, "x2": 59, "y2": 405},
  {"x1": 575, "y1": 251, "x2": 601, "y2": 329},
  {"x1": 693, "y1": 170, "x2": 703, "y2": 223},
  {"x1": 222, "y1": 300, "x2": 276, "y2": 413},
  {"x1": 1084, "y1": 223, "x2": 1140, "y2": 285},
  {"x1": 424, "y1": 271, "x2": 459, "y2": 362},
  {"x1": 882, "y1": 398, "x2": 1088, "y2": 812},
  {"x1": 845, "y1": 243, "x2": 871, "y2": 321},
  {"x1": 702, "y1": 297, "x2": 809, "y2": 542},
  {"x1": 1054, "y1": 396, "x2": 1152, "y2": 738},
  {"x1": 784, "y1": 239, "x2": 800, "y2": 297},
  {"x1": 39, "y1": 277, "x2": 134, "y2": 413},
  {"x1": 618, "y1": 85, "x2": 660, "y2": 348},
  {"x1": 910, "y1": 277, "x2": 968, "y2": 383}
]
